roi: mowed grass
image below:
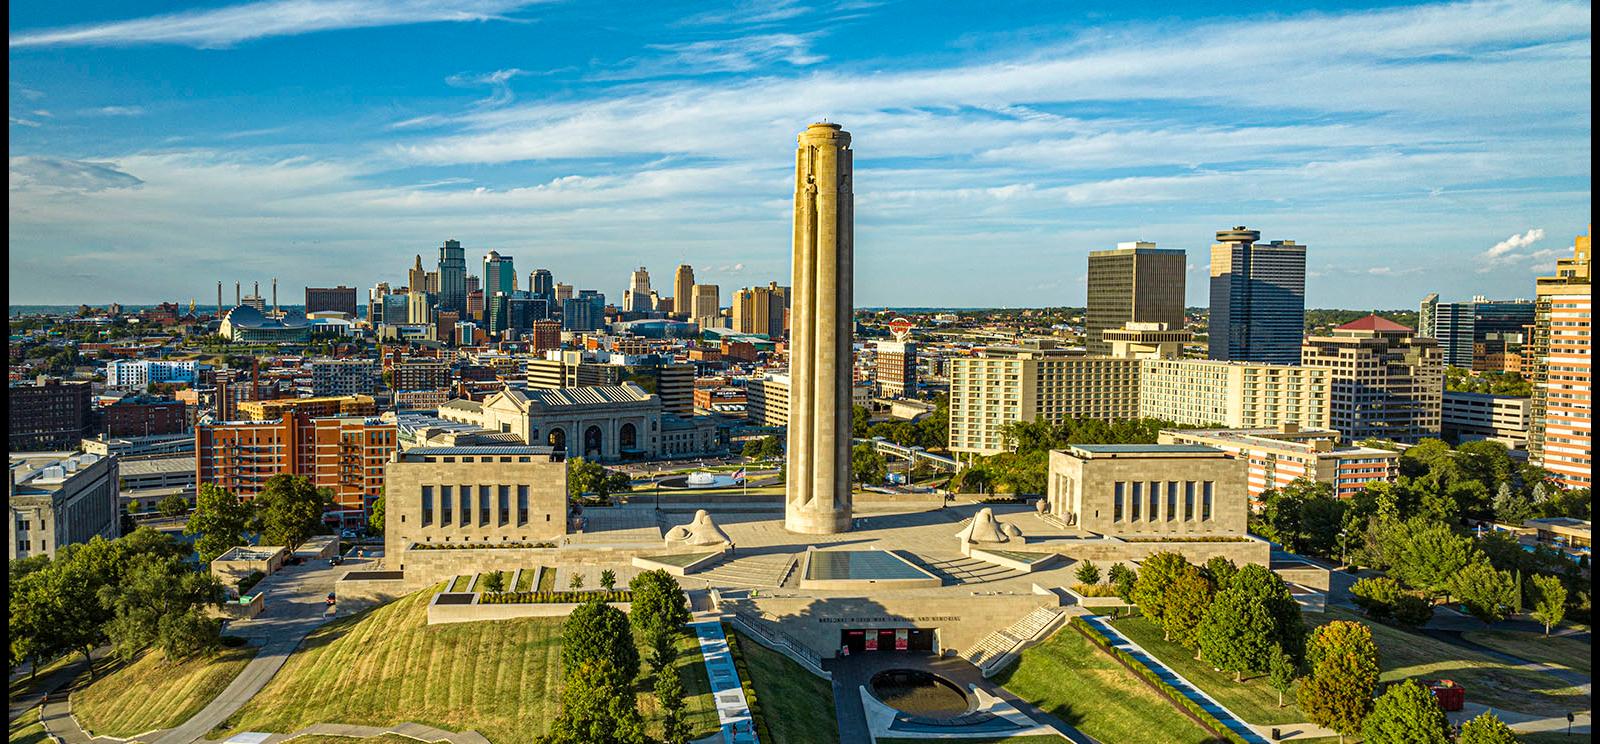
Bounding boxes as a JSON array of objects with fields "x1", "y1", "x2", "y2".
[
  {"x1": 8, "y1": 707, "x2": 51, "y2": 744},
  {"x1": 996, "y1": 625, "x2": 1219, "y2": 744},
  {"x1": 217, "y1": 586, "x2": 717, "y2": 744},
  {"x1": 280, "y1": 736, "x2": 421, "y2": 744},
  {"x1": 536, "y1": 567, "x2": 555, "y2": 592},
  {"x1": 879, "y1": 738, "x2": 1067, "y2": 743},
  {"x1": 72, "y1": 646, "x2": 258, "y2": 738},
  {"x1": 512, "y1": 568, "x2": 536, "y2": 592},
  {"x1": 1111, "y1": 615, "x2": 1304, "y2": 725},
  {"x1": 734, "y1": 631, "x2": 839, "y2": 744},
  {"x1": 1461, "y1": 629, "x2": 1592, "y2": 676},
  {"x1": 1308, "y1": 608, "x2": 1586, "y2": 718}
]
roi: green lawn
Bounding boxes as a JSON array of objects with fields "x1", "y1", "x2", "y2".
[
  {"x1": 446, "y1": 574, "x2": 473, "y2": 592},
  {"x1": 878, "y1": 738, "x2": 1067, "y2": 744},
  {"x1": 1309, "y1": 608, "x2": 1586, "y2": 718},
  {"x1": 995, "y1": 625, "x2": 1219, "y2": 744},
  {"x1": 215, "y1": 585, "x2": 716, "y2": 744},
  {"x1": 280, "y1": 736, "x2": 421, "y2": 744},
  {"x1": 73, "y1": 646, "x2": 259, "y2": 738},
  {"x1": 1461, "y1": 629, "x2": 1592, "y2": 676},
  {"x1": 1519, "y1": 731, "x2": 1593, "y2": 744},
  {"x1": 512, "y1": 568, "x2": 537, "y2": 592},
  {"x1": 733, "y1": 631, "x2": 839, "y2": 744},
  {"x1": 536, "y1": 567, "x2": 556, "y2": 592},
  {"x1": 1110, "y1": 615, "x2": 1304, "y2": 725},
  {"x1": 8, "y1": 653, "x2": 77, "y2": 700},
  {"x1": 8, "y1": 707, "x2": 51, "y2": 744}
]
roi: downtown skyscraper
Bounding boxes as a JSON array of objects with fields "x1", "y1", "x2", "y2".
[
  {"x1": 436, "y1": 239, "x2": 467, "y2": 315},
  {"x1": 483, "y1": 251, "x2": 516, "y2": 298},
  {"x1": 1084, "y1": 241, "x2": 1186, "y2": 356},
  {"x1": 1208, "y1": 226, "x2": 1307, "y2": 365}
]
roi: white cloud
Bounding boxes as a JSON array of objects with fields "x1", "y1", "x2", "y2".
[
  {"x1": 1476, "y1": 227, "x2": 1550, "y2": 271},
  {"x1": 446, "y1": 68, "x2": 526, "y2": 108},
  {"x1": 9, "y1": 116, "x2": 43, "y2": 128},
  {"x1": 87, "y1": 105, "x2": 146, "y2": 116},
  {"x1": 598, "y1": 33, "x2": 825, "y2": 79},
  {"x1": 9, "y1": 0, "x2": 548, "y2": 49},
  {"x1": 1484, "y1": 227, "x2": 1545, "y2": 257},
  {"x1": 9, "y1": 156, "x2": 144, "y2": 191}
]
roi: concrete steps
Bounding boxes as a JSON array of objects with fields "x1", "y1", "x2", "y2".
[
  {"x1": 914, "y1": 556, "x2": 1025, "y2": 585},
  {"x1": 963, "y1": 606, "x2": 1066, "y2": 675},
  {"x1": 692, "y1": 553, "x2": 796, "y2": 588}
]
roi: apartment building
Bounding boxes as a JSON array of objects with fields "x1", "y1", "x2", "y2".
[
  {"x1": 1529, "y1": 229, "x2": 1591, "y2": 489},
  {"x1": 310, "y1": 359, "x2": 380, "y2": 397},
  {"x1": 1139, "y1": 360, "x2": 1329, "y2": 430},
  {"x1": 746, "y1": 374, "x2": 791, "y2": 428},
  {"x1": 105, "y1": 360, "x2": 199, "y2": 389},
  {"x1": 236, "y1": 394, "x2": 378, "y2": 421},
  {"x1": 875, "y1": 340, "x2": 918, "y2": 397},
  {"x1": 196, "y1": 411, "x2": 396, "y2": 519},
  {"x1": 948, "y1": 344, "x2": 1141, "y2": 455},
  {"x1": 1159, "y1": 425, "x2": 1399, "y2": 501}
]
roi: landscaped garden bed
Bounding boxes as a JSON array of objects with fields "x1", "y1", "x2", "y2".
[
  {"x1": 480, "y1": 590, "x2": 633, "y2": 604},
  {"x1": 409, "y1": 541, "x2": 557, "y2": 550}
]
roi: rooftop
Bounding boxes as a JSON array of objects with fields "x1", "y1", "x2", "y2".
[
  {"x1": 1336, "y1": 314, "x2": 1413, "y2": 332},
  {"x1": 400, "y1": 445, "x2": 560, "y2": 458},
  {"x1": 1066, "y1": 444, "x2": 1223, "y2": 458}
]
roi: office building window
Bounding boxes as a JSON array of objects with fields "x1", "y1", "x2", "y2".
[
  {"x1": 1202, "y1": 481, "x2": 1214, "y2": 521},
  {"x1": 440, "y1": 485, "x2": 452, "y2": 524},
  {"x1": 518, "y1": 485, "x2": 529, "y2": 525},
  {"x1": 421, "y1": 486, "x2": 433, "y2": 526},
  {"x1": 1113, "y1": 482, "x2": 1124, "y2": 522}
]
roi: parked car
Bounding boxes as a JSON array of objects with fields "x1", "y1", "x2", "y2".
[{"x1": 328, "y1": 555, "x2": 342, "y2": 566}]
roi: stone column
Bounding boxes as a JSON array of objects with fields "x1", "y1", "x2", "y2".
[{"x1": 786, "y1": 122, "x2": 854, "y2": 534}]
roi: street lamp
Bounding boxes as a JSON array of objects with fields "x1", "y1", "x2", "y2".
[{"x1": 1338, "y1": 529, "x2": 1349, "y2": 568}]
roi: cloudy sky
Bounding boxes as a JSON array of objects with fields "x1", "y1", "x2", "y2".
[{"x1": 8, "y1": 0, "x2": 1592, "y2": 307}]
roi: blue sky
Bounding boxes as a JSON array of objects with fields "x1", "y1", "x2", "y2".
[{"x1": 8, "y1": 0, "x2": 1592, "y2": 308}]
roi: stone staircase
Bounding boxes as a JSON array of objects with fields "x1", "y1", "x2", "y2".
[
  {"x1": 963, "y1": 606, "x2": 1067, "y2": 676},
  {"x1": 691, "y1": 553, "x2": 796, "y2": 588},
  {"x1": 911, "y1": 555, "x2": 1025, "y2": 585}
]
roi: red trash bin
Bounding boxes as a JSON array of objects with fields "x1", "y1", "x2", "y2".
[{"x1": 1426, "y1": 679, "x2": 1465, "y2": 711}]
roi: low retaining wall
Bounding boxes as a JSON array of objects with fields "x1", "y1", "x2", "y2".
[
  {"x1": 1040, "y1": 536, "x2": 1270, "y2": 568},
  {"x1": 968, "y1": 547, "x2": 1062, "y2": 573},
  {"x1": 425, "y1": 591, "x2": 633, "y2": 625},
  {"x1": 632, "y1": 551, "x2": 724, "y2": 577},
  {"x1": 1062, "y1": 586, "x2": 1127, "y2": 610},
  {"x1": 214, "y1": 592, "x2": 265, "y2": 620},
  {"x1": 378, "y1": 544, "x2": 692, "y2": 594},
  {"x1": 1275, "y1": 565, "x2": 1332, "y2": 591}
]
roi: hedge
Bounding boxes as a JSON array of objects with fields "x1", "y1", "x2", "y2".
[
  {"x1": 722, "y1": 624, "x2": 777, "y2": 744},
  {"x1": 1069, "y1": 616, "x2": 1249, "y2": 744},
  {"x1": 478, "y1": 590, "x2": 633, "y2": 604}
]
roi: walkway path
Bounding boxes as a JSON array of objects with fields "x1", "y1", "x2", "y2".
[
  {"x1": 10, "y1": 648, "x2": 108, "y2": 725},
  {"x1": 150, "y1": 555, "x2": 364, "y2": 744},
  {"x1": 688, "y1": 619, "x2": 758, "y2": 744},
  {"x1": 206, "y1": 721, "x2": 489, "y2": 744},
  {"x1": 1080, "y1": 616, "x2": 1272, "y2": 744}
]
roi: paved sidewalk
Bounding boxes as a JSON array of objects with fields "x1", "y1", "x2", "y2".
[
  {"x1": 206, "y1": 721, "x2": 489, "y2": 744},
  {"x1": 1080, "y1": 615, "x2": 1271, "y2": 744},
  {"x1": 689, "y1": 619, "x2": 758, "y2": 744},
  {"x1": 10, "y1": 647, "x2": 108, "y2": 725}
]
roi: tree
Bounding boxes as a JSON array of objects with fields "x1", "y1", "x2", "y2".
[
  {"x1": 758, "y1": 435, "x2": 784, "y2": 461},
  {"x1": 1163, "y1": 565, "x2": 1215, "y2": 654},
  {"x1": 1267, "y1": 643, "x2": 1298, "y2": 708},
  {"x1": 1132, "y1": 551, "x2": 1189, "y2": 633},
  {"x1": 1457, "y1": 711, "x2": 1520, "y2": 744},
  {"x1": 101, "y1": 552, "x2": 225, "y2": 662},
  {"x1": 656, "y1": 665, "x2": 691, "y2": 744},
  {"x1": 1299, "y1": 621, "x2": 1380, "y2": 742},
  {"x1": 1203, "y1": 556, "x2": 1239, "y2": 588},
  {"x1": 186, "y1": 483, "x2": 255, "y2": 564},
  {"x1": 568, "y1": 458, "x2": 631, "y2": 501},
  {"x1": 254, "y1": 475, "x2": 328, "y2": 550},
  {"x1": 1491, "y1": 483, "x2": 1534, "y2": 524},
  {"x1": 851, "y1": 443, "x2": 887, "y2": 487},
  {"x1": 1350, "y1": 576, "x2": 1403, "y2": 621},
  {"x1": 542, "y1": 658, "x2": 648, "y2": 744},
  {"x1": 1392, "y1": 594, "x2": 1435, "y2": 628},
  {"x1": 1254, "y1": 479, "x2": 1328, "y2": 553},
  {"x1": 1452, "y1": 561, "x2": 1515, "y2": 626},
  {"x1": 158, "y1": 494, "x2": 189, "y2": 519},
  {"x1": 1074, "y1": 560, "x2": 1101, "y2": 586},
  {"x1": 1197, "y1": 585, "x2": 1275, "y2": 680},
  {"x1": 368, "y1": 493, "x2": 385, "y2": 535},
  {"x1": 629, "y1": 570, "x2": 690, "y2": 641},
  {"x1": 561, "y1": 599, "x2": 639, "y2": 684},
  {"x1": 1390, "y1": 519, "x2": 1481, "y2": 600},
  {"x1": 1109, "y1": 563, "x2": 1137, "y2": 617},
  {"x1": 570, "y1": 574, "x2": 585, "y2": 590},
  {"x1": 482, "y1": 570, "x2": 506, "y2": 593},
  {"x1": 1528, "y1": 573, "x2": 1568, "y2": 635},
  {"x1": 1361, "y1": 679, "x2": 1450, "y2": 744},
  {"x1": 599, "y1": 569, "x2": 617, "y2": 592},
  {"x1": 741, "y1": 439, "x2": 763, "y2": 460},
  {"x1": 1230, "y1": 564, "x2": 1306, "y2": 661}
]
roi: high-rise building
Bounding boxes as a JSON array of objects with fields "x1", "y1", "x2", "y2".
[
  {"x1": 1419, "y1": 295, "x2": 1536, "y2": 368},
  {"x1": 527, "y1": 355, "x2": 623, "y2": 390},
  {"x1": 407, "y1": 290, "x2": 435, "y2": 325},
  {"x1": 466, "y1": 289, "x2": 484, "y2": 320},
  {"x1": 305, "y1": 286, "x2": 358, "y2": 317},
  {"x1": 483, "y1": 251, "x2": 516, "y2": 299},
  {"x1": 408, "y1": 255, "x2": 427, "y2": 294},
  {"x1": 674, "y1": 265, "x2": 695, "y2": 319},
  {"x1": 368, "y1": 282, "x2": 391, "y2": 325},
  {"x1": 466, "y1": 274, "x2": 480, "y2": 294},
  {"x1": 690, "y1": 283, "x2": 720, "y2": 327},
  {"x1": 1529, "y1": 228, "x2": 1591, "y2": 488},
  {"x1": 554, "y1": 283, "x2": 574, "y2": 302},
  {"x1": 627, "y1": 267, "x2": 654, "y2": 312},
  {"x1": 425, "y1": 271, "x2": 439, "y2": 294},
  {"x1": 786, "y1": 121, "x2": 854, "y2": 535},
  {"x1": 9, "y1": 378, "x2": 93, "y2": 451},
  {"x1": 437, "y1": 239, "x2": 467, "y2": 315},
  {"x1": 1085, "y1": 241, "x2": 1186, "y2": 356},
  {"x1": 530, "y1": 319, "x2": 562, "y2": 354},
  {"x1": 732, "y1": 282, "x2": 788, "y2": 337},
  {"x1": 562, "y1": 292, "x2": 605, "y2": 332},
  {"x1": 311, "y1": 359, "x2": 380, "y2": 397},
  {"x1": 875, "y1": 341, "x2": 917, "y2": 397},
  {"x1": 1208, "y1": 227, "x2": 1307, "y2": 365},
  {"x1": 197, "y1": 412, "x2": 394, "y2": 517},
  {"x1": 530, "y1": 268, "x2": 554, "y2": 300},
  {"x1": 948, "y1": 345, "x2": 1142, "y2": 455},
  {"x1": 1301, "y1": 315, "x2": 1442, "y2": 444}
]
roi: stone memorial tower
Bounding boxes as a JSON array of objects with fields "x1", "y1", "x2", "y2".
[{"x1": 785, "y1": 121, "x2": 854, "y2": 534}]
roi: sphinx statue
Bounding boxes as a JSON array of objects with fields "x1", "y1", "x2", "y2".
[
  {"x1": 664, "y1": 509, "x2": 733, "y2": 548},
  {"x1": 955, "y1": 507, "x2": 1025, "y2": 546}
]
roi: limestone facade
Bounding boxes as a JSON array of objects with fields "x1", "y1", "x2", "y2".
[
  {"x1": 1046, "y1": 444, "x2": 1249, "y2": 537},
  {"x1": 786, "y1": 121, "x2": 855, "y2": 534},
  {"x1": 382, "y1": 446, "x2": 569, "y2": 566}
]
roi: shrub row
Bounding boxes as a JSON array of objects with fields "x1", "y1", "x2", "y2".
[
  {"x1": 479, "y1": 590, "x2": 633, "y2": 604},
  {"x1": 409, "y1": 541, "x2": 557, "y2": 550},
  {"x1": 722, "y1": 624, "x2": 777, "y2": 744},
  {"x1": 1071, "y1": 582, "x2": 1121, "y2": 597},
  {"x1": 237, "y1": 570, "x2": 266, "y2": 595},
  {"x1": 1069, "y1": 617, "x2": 1249, "y2": 744},
  {"x1": 976, "y1": 496, "x2": 1027, "y2": 504}
]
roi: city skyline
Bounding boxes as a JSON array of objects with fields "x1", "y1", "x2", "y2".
[{"x1": 8, "y1": 0, "x2": 1593, "y2": 306}]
